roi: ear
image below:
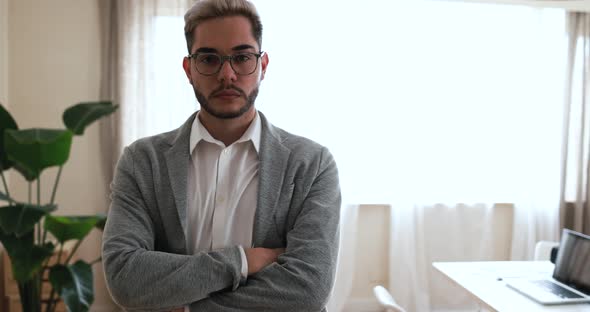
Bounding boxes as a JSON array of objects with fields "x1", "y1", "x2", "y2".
[
  {"x1": 260, "y1": 52, "x2": 269, "y2": 81},
  {"x1": 182, "y1": 57, "x2": 193, "y2": 84}
]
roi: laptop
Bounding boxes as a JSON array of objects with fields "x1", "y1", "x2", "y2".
[{"x1": 506, "y1": 229, "x2": 590, "y2": 305}]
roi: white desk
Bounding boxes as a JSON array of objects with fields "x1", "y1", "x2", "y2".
[{"x1": 433, "y1": 261, "x2": 590, "y2": 312}]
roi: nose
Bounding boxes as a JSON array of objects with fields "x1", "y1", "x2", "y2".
[{"x1": 217, "y1": 59, "x2": 237, "y2": 86}]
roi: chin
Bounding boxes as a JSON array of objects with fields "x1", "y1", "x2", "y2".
[{"x1": 204, "y1": 102, "x2": 253, "y2": 120}]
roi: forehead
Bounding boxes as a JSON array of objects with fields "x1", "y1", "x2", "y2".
[{"x1": 193, "y1": 16, "x2": 257, "y2": 52}]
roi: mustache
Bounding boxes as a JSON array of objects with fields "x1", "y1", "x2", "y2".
[{"x1": 209, "y1": 85, "x2": 247, "y2": 99}]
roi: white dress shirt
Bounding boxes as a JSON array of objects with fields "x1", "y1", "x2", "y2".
[{"x1": 186, "y1": 111, "x2": 260, "y2": 291}]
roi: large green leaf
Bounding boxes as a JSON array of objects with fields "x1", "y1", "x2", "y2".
[
  {"x1": 4, "y1": 128, "x2": 73, "y2": 181},
  {"x1": 0, "y1": 230, "x2": 54, "y2": 282},
  {"x1": 45, "y1": 215, "x2": 106, "y2": 244},
  {"x1": 11, "y1": 162, "x2": 37, "y2": 181},
  {"x1": 49, "y1": 260, "x2": 94, "y2": 312},
  {"x1": 63, "y1": 102, "x2": 118, "y2": 135},
  {"x1": 0, "y1": 103, "x2": 18, "y2": 171},
  {"x1": 0, "y1": 204, "x2": 56, "y2": 237}
]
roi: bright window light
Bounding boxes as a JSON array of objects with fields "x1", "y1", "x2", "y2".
[{"x1": 152, "y1": 0, "x2": 567, "y2": 205}]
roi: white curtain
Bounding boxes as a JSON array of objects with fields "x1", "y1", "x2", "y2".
[
  {"x1": 560, "y1": 12, "x2": 590, "y2": 235},
  {"x1": 326, "y1": 205, "x2": 359, "y2": 312},
  {"x1": 115, "y1": 0, "x2": 196, "y2": 148},
  {"x1": 390, "y1": 203, "x2": 499, "y2": 311},
  {"x1": 99, "y1": 0, "x2": 196, "y2": 189}
]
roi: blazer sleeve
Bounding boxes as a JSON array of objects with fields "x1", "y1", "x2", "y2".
[
  {"x1": 102, "y1": 146, "x2": 243, "y2": 311},
  {"x1": 189, "y1": 147, "x2": 342, "y2": 312}
]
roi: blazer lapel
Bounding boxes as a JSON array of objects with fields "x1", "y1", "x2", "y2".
[
  {"x1": 253, "y1": 112, "x2": 291, "y2": 246},
  {"x1": 164, "y1": 113, "x2": 196, "y2": 245}
]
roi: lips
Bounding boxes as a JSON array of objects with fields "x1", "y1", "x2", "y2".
[{"x1": 213, "y1": 91, "x2": 241, "y2": 98}]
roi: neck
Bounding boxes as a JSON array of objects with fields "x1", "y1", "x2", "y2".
[{"x1": 198, "y1": 109, "x2": 256, "y2": 146}]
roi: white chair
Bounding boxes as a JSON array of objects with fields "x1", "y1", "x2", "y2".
[
  {"x1": 533, "y1": 241, "x2": 559, "y2": 261},
  {"x1": 372, "y1": 285, "x2": 407, "y2": 312}
]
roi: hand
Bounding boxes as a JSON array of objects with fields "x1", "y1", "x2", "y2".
[{"x1": 244, "y1": 247, "x2": 285, "y2": 275}]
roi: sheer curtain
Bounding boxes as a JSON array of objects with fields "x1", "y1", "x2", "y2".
[
  {"x1": 99, "y1": 0, "x2": 196, "y2": 187},
  {"x1": 560, "y1": 12, "x2": 590, "y2": 236},
  {"x1": 112, "y1": 0, "x2": 195, "y2": 149}
]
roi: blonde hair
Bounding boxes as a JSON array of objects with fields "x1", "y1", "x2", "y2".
[{"x1": 184, "y1": 0, "x2": 263, "y2": 54}]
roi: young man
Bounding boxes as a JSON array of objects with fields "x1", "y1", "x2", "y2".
[{"x1": 102, "y1": 0, "x2": 341, "y2": 311}]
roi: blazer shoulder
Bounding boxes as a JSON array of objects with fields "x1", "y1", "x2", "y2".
[
  {"x1": 275, "y1": 126, "x2": 326, "y2": 154},
  {"x1": 126, "y1": 128, "x2": 177, "y2": 156},
  {"x1": 272, "y1": 126, "x2": 335, "y2": 171},
  {"x1": 126, "y1": 113, "x2": 194, "y2": 158}
]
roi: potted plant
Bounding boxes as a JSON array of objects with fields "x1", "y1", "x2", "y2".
[{"x1": 0, "y1": 101, "x2": 118, "y2": 312}]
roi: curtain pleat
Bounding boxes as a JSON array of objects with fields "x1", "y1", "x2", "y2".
[
  {"x1": 560, "y1": 12, "x2": 590, "y2": 236},
  {"x1": 98, "y1": 0, "x2": 196, "y2": 206}
]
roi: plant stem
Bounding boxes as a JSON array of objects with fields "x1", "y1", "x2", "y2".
[
  {"x1": 50, "y1": 166, "x2": 62, "y2": 205},
  {"x1": 89, "y1": 257, "x2": 102, "y2": 265},
  {"x1": 43, "y1": 166, "x2": 63, "y2": 244},
  {"x1": 44, "y1": 244, "x2": 64, "y2": 312},
  {"x1": 21, "y1": 182, "x2": 32, "y2": 233},
  {"x1": 56, "y1": 243, "x2": 64, "y2": 264},
  {"x1": 42, "y1": 225, "x2": 48, "y2": 244},
  {"x1": 0, "y1": 169, "x2": 13, "y2": 205},
  {"x1": 19, "y1": 277, "x2": 42, "y2": 312},
  {"x1": 64, "y1": 239, "x2": 83, "y2": 265},
  {"x1": 41, "y1": 205, "x2": 48, "y2": 244},
  {"x1": 37, "y1": 178, "x2": 41, "y2": 244}
]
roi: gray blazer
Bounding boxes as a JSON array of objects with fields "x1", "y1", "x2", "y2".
[{"x1": 102, "y1": 112, "x2": 341, "y2": 312}]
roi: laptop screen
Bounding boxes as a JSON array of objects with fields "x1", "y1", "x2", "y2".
[{"x1": 552, "y1": 229, "x2": 590, "y2": 295}]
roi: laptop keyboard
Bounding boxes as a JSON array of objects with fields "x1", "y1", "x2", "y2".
[{"x1": 533, "y1": 280, "x2": 584, "y2": 299}]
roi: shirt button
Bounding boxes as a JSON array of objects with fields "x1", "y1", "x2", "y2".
[{"x1": 218, "y1": 196, "x2": 225, "y2": 203}]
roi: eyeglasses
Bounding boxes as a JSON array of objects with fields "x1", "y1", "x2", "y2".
[{"x1": 187, "y1": 52, "x2": 265, "y2": 76}]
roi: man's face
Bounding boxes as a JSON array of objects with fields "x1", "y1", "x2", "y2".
[{"x1": 183, "y1": 16, "x2": 268, "y2": 120}]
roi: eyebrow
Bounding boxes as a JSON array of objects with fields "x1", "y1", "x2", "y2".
[
  {"x1": 195, "y1": 47, "x2": 217, "y2": 53},
  {"x1": 232, "y1": 44, "x2": 256, "y2": 51},
  {"x1": 194, "y1": 44, "x2": 257, "y2": 54}
]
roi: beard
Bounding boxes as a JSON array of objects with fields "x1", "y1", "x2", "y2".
[{"x1": 193, "y1": 84, "x2": 259, "y2": 119}]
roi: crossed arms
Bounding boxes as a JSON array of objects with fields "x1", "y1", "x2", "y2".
[{"x1": 102, "y1": 144, "x2": 341, "y2": 312}]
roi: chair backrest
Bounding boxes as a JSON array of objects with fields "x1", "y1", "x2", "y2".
[
  {"x1": 372, "y1": 285, "x2": 407, "y2": 312},
  {"x1": 534, "y1": 241, "x2": 559, "y2": 261}
]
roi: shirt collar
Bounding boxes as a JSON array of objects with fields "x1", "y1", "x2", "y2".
[{"x1": 189, "y1": 110, "x2": 261, "y2": 154}]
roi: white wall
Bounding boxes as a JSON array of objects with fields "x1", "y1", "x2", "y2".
[
  {"x1": 6, "y1": 0, "x2": 115, "y2": 310},
  {"x1": 0, "y1": 0, "x2": 7, "y2": 106}
]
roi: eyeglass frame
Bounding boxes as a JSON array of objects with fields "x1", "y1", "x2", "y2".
[{"x1": 187, "y1": 51, "x2": 265, "y2": 76}]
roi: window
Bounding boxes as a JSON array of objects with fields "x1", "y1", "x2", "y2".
[{"x1": 152, "y1": 0, "x2": 567, "y2": 204}]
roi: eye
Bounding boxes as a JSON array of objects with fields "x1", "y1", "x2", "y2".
[
  {"x1": 197, "y1": 54, "x2": 220, "y2": 65},
  {"x1": 233, "y1": 53, "x2": 252, "y2": 64}
]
